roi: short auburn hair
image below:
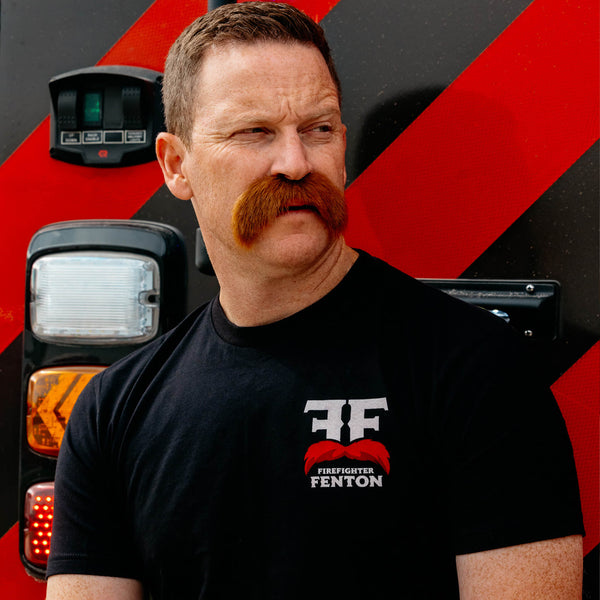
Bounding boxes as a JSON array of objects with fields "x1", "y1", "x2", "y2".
[{"x1": 162, "y1": 1, "x2": 341, "y2": 146}]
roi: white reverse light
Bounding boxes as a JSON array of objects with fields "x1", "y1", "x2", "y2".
[{"x1": 30, "y1": 251, "x2": 160, "y2": 344}]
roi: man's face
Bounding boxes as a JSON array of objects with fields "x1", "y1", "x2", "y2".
[{"x1": 174, "y1": 40, "x2": 347, "y2": 273}]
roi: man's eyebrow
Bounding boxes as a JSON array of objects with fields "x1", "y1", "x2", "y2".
[
  {"x1": 213, "y1": 108, "x2": 342, "y2": 131},
  {"x1": 304, "y1": 105, "x2": 343, "y2": 121}
]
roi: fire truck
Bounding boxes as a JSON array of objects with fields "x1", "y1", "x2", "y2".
[{"x1": 0, "y1": 0, "x2": 597, "y2": 597}]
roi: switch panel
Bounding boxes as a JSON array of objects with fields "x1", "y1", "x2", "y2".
[{"x1": 49, "y1": 66, "x2": 164, "y2": 167}]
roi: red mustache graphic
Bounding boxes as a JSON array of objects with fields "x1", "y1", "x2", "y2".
[{"x1": 304, "y1": 439, "x2": 390, "y2": 475}]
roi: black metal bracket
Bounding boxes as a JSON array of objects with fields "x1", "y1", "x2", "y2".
[{"x1": 421, "y1": 279, "x2": 561, "y2": 342}]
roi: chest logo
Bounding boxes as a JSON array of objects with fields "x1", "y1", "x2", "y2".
[{"x1": 303, "y1": 398, "x2": 390, "y2": 486}]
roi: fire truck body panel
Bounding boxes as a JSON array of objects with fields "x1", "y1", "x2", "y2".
[{"x1": 0, "y1": 0, "x2": 597, "y2": 596}]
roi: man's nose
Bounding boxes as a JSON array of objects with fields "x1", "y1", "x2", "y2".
[{"x1": 269, "y1": 132, "x2": 311, "y2": 181}]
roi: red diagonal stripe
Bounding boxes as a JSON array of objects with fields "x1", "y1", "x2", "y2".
[
  {"x1": 238, "y1": 0, "x2": 340, "y2": 22},
  {"x1": 97, "y1": 0, "x2": 206, "y2": 68},
  {"x1": 551, "y1": 343, "x2": 600, "y2": 555},
  {"x1": 0, "y1": 524, "x2": 45, "y2": 599},
  {"x1": 344, "y1": 0, "x2": 599, "y2": 279}
]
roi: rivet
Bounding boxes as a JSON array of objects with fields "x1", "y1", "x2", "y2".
[{"x1": 525, "y1": 284, "x2": 535, "y2": 294}]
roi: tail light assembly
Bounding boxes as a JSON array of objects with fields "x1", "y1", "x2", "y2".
[
  {"x1": 23, "y1": 483, "x2": 55, "y2": 566},
  {"x1": 19, "y1": 220, "x2": 187, "y2": 579}
]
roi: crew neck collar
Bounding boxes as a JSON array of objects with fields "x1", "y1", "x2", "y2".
[{"x1": 211, "y1": 250, "x2": 368, "y2": 347}]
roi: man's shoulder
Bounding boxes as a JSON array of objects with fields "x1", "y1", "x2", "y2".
[
  {"x1": 358, "y1": 250, "x2": 507, "y2": 324},
  {"x1": 354, "y1": 249, "x2": 522, "y2": 357},
  {"x1": 90, "y1": 301, "x2": 213, "y2": 400}
]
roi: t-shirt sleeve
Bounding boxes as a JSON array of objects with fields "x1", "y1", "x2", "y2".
[
  {"x1": 440, "y1": 331, "x2": 585, "y2": 555},
  {"x1": 46, "y1": 373, "x2": 141, "y2": 580}
]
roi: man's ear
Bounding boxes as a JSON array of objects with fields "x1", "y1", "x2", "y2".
[
  {"x1": 342, "y1": 124, "x2": 347, "y2": 186},
  {"x1": 155, "y1": 132, "x2": 193, "y2": 200}
]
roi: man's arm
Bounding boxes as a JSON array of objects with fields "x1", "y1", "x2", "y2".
[
  {"x1": 456, "y1": 534, "x2": 583, "y2": 599},
  {"x1": 46, "y1": 574, "x2": 144, "y2": 600}
]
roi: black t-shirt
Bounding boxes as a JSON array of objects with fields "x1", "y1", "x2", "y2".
[{"x1": 47, "y1": 251, "x2": 584, "y2": 599}]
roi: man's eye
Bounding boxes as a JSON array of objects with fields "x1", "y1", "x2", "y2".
[{"x1": 236, "y1": 127, "x2": 267, "y2": 136}]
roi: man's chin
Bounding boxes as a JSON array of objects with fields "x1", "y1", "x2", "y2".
[
  {"x1": 236, "y1": 209, "x2": 328, "y2": 249},
  {"x1": 239, "y1": 224, "x2": 341, "y2": 268}
]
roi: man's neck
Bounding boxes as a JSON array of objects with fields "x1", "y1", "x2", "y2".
[{"x1": 216, "y1": 241, "x2": 358, "y2": 327}]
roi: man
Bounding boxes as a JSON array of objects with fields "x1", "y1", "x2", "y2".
[{"x1": 46, "y1": 3, "x2": 584, "y2": 599}]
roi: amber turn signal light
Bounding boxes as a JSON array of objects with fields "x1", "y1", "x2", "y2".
[{"x1": 26, "y1": 366, "x2": 105, "y2": 456}]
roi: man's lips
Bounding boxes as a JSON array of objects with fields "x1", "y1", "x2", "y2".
[{"x1": 278, "y1": 204, "x2": 320, "y2": 215}]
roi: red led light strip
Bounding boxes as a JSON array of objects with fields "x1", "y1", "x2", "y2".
[{"x1": 23, "y1": 483, "x2": 55, "y2": 566}]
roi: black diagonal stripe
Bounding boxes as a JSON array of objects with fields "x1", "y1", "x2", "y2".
[
  {"x1": 0, "y1": 337, "x2": 22, "y2": 537},
  {"x1": 0, "y1": 0, "x2": 153, "y2": 165},
  {"x1": 583, "y1": 544, "x2": 599, "y2": 596},
  {"x1": 320, "y1": 0, "x2": 533, "y2": 184},
  {"x1": 461, "y1": 142, "x2": 600, "y2": 383}
]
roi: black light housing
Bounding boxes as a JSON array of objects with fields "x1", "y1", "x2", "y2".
[{"x1": 19, "y1": 219, "x2": 187, "y2": 579}]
